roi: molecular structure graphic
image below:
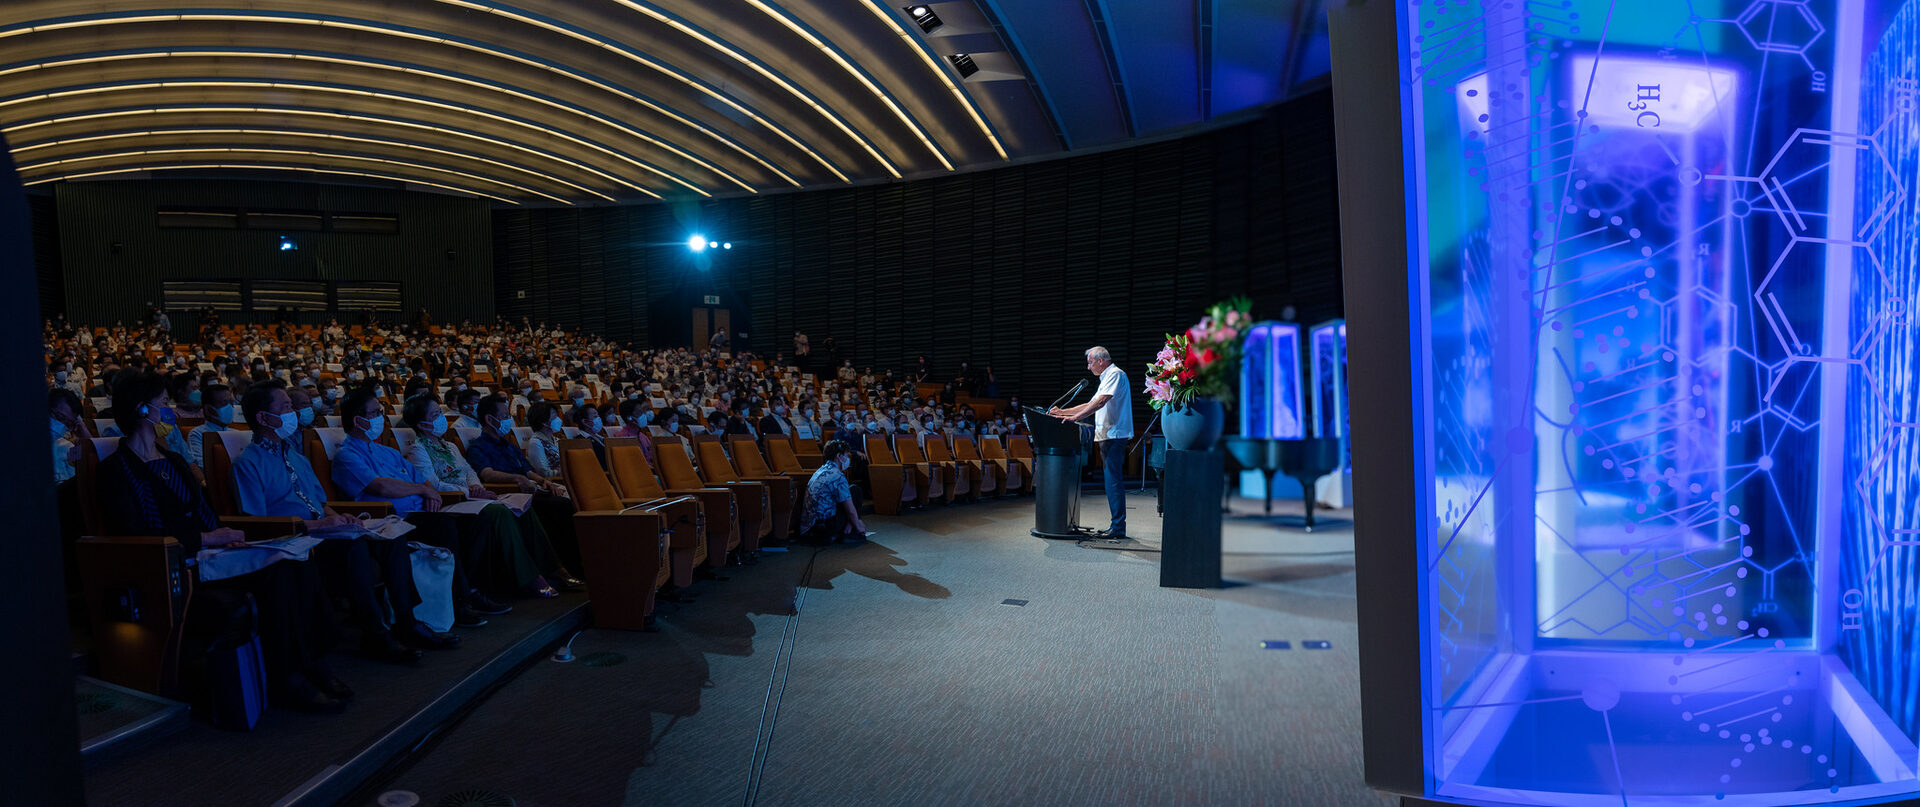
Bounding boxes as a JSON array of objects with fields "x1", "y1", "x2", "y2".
[{"x1": 1405, "y1": 0, "x2": 1920, "y2": 802}]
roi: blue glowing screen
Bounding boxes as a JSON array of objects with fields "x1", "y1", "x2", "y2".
[
  {"x1": 1242, "y1": 322, "x2": 1305, "y2": 439},
  {"x1": 1400, "y1": 0, "x2": 1920, "y2": 803}
]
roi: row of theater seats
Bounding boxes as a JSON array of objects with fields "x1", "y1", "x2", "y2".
[{"x1": 71, "y1": 421, "x2": 1039, "y2": 700}]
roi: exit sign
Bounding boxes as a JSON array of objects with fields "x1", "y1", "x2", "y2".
[{"x1": 703, "y1": 295, "x2": 720, "y2": 305}]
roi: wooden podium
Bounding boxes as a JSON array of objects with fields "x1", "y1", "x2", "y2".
[{"x1": 1159, "y1": 449, "x2": 1223, "y2": 588}]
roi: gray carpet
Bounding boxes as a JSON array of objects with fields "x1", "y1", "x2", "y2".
[
  {"x1": 82, "y1": 591, "x2": 588, "y2": 807},
  {"x1": 367, "y1": 493, "x2": 1392, "y2": 807}
]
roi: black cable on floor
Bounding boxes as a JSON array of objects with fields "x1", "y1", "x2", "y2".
[{"x1": 741, "y1": 543, "x2": 826, "y2": 807}]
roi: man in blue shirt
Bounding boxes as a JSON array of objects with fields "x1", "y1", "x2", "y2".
[
  {"x1": 231, "y1": 384, "x2": 440, "y2": 662},
  {"x1": 464, "y1": 394, "x2": 582, "y2": 575},
  {"x1": 800, "y1": 440, "x2": 866, "y2": 544},
  {"x1": 333, "y1": 387, "x2": 511, "y2": 623}
]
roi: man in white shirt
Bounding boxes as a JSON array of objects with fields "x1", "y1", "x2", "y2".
[{"x1": 1049, "y1": 346, "x2": 1133, "y2": 538}]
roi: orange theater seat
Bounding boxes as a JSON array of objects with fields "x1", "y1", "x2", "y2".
[
  {"x1": 893, "y1": 436, "x2": 953, "y2": 505},
  {"x1": 655, "y1": 437, "x2": 759, "y2": 563},
  {"x1": 561, "y1": 445, "x2": 673, "y2": 630},
  {"x1": 605, "y1": 439, "x2": 717, "y2": 582},
  {"x1": 953, "y1": 436, "x2": 1005, "y2": 498},
  {"x1": 863, "y1": 435, "x2": 921, "y2": 514},
  {"x1": 697, "y1": 439, "x2": 794, "y2": 547},
  {"x1": 979, "y1": 435, "x2": 1030, "y2": 494}
]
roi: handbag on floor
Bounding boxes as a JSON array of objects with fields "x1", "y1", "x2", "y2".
[
  {"x1": 407, "y1": 541, "x2": 457, "y2": 634},
  {"x1": 204, "y1": 594, "x2": 268, "y2": 731}
]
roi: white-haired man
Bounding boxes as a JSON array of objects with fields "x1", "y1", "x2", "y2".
[{"x1": 1049, "y1": 346, "x2": 1132, "y2": 538}]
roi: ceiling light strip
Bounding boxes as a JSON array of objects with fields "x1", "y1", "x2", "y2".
[
  {"x1": 610, "y1": 0, "x2": 900, "y2": 178},
  {"x1": 0, "y1": 48, "x2": 716, "y2": 195},
  {"x1": 428, "y1": 0, "x2": 852, "y2": 183},
  {"x1": 741, "y1": 0, "x2": 951, "y2": 171},
  {"x1": 0, "y1": 12, "x2": 799, "y2": 189},
  {"x1": 2, "y1": 105, "x2": 630, "y2": 198},
  {"x1": 859, "y1": 0, "x2": 1008, "y2": 160},
  {"x1": 10, "y1": 126, "x2": 613, "y2": 201},
  {"x1": 0, "y1": 80, "x2": 668, "y2": 198},
  {"x1": 21, "y1": 163, "x2": 518, "y2": 204},
  {"x1": 17, "y1": 146, "x2": 569, "y2": 203}
]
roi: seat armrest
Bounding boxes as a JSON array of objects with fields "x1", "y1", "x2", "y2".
[
  {"x1": 483, "y1": 482, "x2": 520, "y2": 494},
  {"x1": 218, "y1": 516, "x2": 305, "y2": 541},
  {"x1": 326, "y1": 501, "x2": 396, "y2": 518}
]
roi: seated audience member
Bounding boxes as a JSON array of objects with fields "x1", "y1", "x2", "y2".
[
  {"x1": 169, "y1": 373, "x2": 204, "y2": 418},
  {"x1": 614, "y1": 398, "x2": 659, "y2": 469},
  {"x1": 524, "y1": 402, "x2": 567, "y2": 481},
  {"x1": 760, "y1": 401, "x2": 794, "y2": 437},
  {"x1": 285, "y1": 384, "x2": 320, "y2": 445},
  {"x1": 571, "y1": 401, "x2": 608, "y2": 466},
  {"x1": 451, "y1": 388, "x2": 485, "y2": 431},
  {"x1": 726, "y1": 410, "x2": 757, "y2": 438},
  {"x1": 183, "y1": 383, "x2": 234, "y2": 470},
  {"x1": 49, "y1": 387, "x2": 90, "y2": 486},
  {"x1": 312, "y1": 380, "x2": 340, "y2": 417},
  {"x1": 331, "y1": 387, "x2": 508, "y2": 625},
  {"x1": 99, "y1": 375, "x2": 352, "y2": 709},
  {"x1": 463, "y1": 395, "x2": 582, "y2": 575},
  {"x1": 399, "y1": 395, "x2": 577, "y2": 597},
  {"x1": 799, "y1": 440, "x2": 867, "y2": 544}
]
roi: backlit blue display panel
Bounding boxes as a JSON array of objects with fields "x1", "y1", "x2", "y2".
[
  {"x1": 1401, "y1": 0, "x2": 1920, "y2": 803},
  {"x1": 1242, "y1": 322, "x2": 1305, "y2": 439}
]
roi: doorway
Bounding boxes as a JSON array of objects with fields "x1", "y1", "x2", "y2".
[{"x1": 692, "y1": 307, "x2": 730, "y2": 352}]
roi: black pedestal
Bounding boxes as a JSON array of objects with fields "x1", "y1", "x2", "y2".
[{"x1": 1160, "y1": 449, "x2": 1223, "y2": 588}]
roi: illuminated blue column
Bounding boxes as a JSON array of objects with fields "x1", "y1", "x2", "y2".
[
  {"x1": 1239, "y1": 322, "x2": 1305, "y2": 497},
  {"x1": 1310, "y1": 319, "x2": 1353, "y2": 507},
  {"x1": 1348, "y1": 0, "x2": 1920, "y2": 804}
]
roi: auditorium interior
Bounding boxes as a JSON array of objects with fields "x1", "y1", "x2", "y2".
[{"x1": 10, "y1": 2, "x2": 1920, "y2": 806}]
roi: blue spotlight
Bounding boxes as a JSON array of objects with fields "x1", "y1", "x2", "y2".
[
  {"x1": 278, "y1": 236, "x2": 298, "y2": 252},
  {"x1": 687, "y1": 234, "x2": 707, "y2": 252},
  {"x1": 723, "y1": 242, "x2": 732, "y2": 249}
]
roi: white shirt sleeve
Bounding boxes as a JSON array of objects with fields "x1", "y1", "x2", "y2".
[{"x1": 1096, "y1": 367, "x2": 1122, "y2": 399}]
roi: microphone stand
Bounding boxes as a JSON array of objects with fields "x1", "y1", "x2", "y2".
[{"x1": 1128, "y1": 411, "x2": 1163, "y2": 493}]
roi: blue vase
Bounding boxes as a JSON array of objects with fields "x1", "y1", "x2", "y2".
[{"x1": 1163, "y1": 397, "x2": 1225, "y2": 451}]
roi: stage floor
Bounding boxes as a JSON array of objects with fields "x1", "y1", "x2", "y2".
[{"x1": 362, "y1": 492, "x2": 1386, "y2": 807}]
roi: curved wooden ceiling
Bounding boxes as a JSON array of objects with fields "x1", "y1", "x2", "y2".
[{"x1": 0, "y1": 0, "x2": 1322, "y2": 205}]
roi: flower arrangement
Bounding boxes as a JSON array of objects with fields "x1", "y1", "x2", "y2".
[{"x1": 1144, "y1": 296, "x2": 1252, "y2": 411}]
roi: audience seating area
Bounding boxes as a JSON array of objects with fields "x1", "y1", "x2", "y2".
[{"x1": 46, "y1": 314, "x2": 1041, "y2": 774}]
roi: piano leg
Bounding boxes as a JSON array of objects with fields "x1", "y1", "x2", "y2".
[
  {"x1": 1264, "y1": 469, "x2": 1280, "y2": 516},
  {"x1": 1297, "y1": 474, "x2": 1318, "y2": 531}
]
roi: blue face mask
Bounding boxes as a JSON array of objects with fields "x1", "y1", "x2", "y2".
[
  {"x1": 587, "y1": 416, "x2": 603, "y2": 433},
  {"x1": 548, "y1": 417, "x2": 563, "y2": 432},
  {"x1": 637, "y1": 411, "x2": 653, "y2": 427},
  {"x1": 267, "y1": 410, "x2": 299, "y2": 441},
  {"x1": 297, "y1": 407, "x2": 315, "y2": 427},
  {"x1": 359, "y1": 414, "x2": 386, "y2": 440},
  {"x1": 186, "y1": 390, "x2": 202, "y2": 404},
  {"x1": 210, "y1": 404, "x2": 234, "y2": 425},
  {"x1": 423, "y1": 414, "x2": 448, "y2": 436},
  {"x1": 159, "y1": 406, "x2": 179, "y2": 426},
  {"x1": 496, "y1": 416, "x2": 513, "y2": 436}
]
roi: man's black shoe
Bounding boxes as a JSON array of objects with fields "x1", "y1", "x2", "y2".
[
  {"x1": 398, "y1": 624, "x2": 462, "y2": 650},
  {"x1": 454, "y1": 607, "x2": 490, "y2": 628},
  {"x1": 360, "y1": 634, "x2": 423, "y2": 665},
  {"x1": 467, "y1": 592, "x2": 512, "y2": 616}
]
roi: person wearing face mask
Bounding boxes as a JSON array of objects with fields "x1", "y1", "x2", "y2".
[
  {"x1": 451, "y1": 388, "x2": 485, "y2": 431},
  {"x1": 52, "y1": 359, "x2": 86, "y2": 398},
  {"x1": 313, "y1": 382, "x2": 340, "y2": 418},
  {"x1": 464, "y1": 396, "x2": 585, "y2": 576},
  {"x1": 791, "y1": 404, "x2": 819, "y2": 440},
  {"x1": 332, "y1": 386, "x2": 506, "y2": 630},
  {"x1": 798, "y1": 441, "x2": 867, "y2": 544},
  {"x1": 285, "y1": 385, "x2": 321, "y2": 444},
  {"x1": 759, "y1": 401, "x2": 793, "y2": 437},
  {"x1": 401, "y1": 396, "x2": 580, "y2": 599},
  {"x1": 183, "y1": 383, "x2": 236, "y2": 475},
  {"x1": 101, "y1": 376, "x2": 357, "y2": 711},
  {"x1": 571, "y1": 402, "x2": 609, "y2": 467},
  {"x1": 614, "y1": 398, "x2": 659, "y2": 469},
  {"x1": 508, "y1": 379, "x2": 537, "y2": 419}
]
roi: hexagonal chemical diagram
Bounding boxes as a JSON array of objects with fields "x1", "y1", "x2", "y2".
[
  {"x1": 1757, "y1": 129, "x2": 1906, "y2": 247},
  {"x1": 1734, "y1": 0, "x2": 1826, "y2": 56},
  {"x1": 1753, "y1": 239, "x2": 1888, "y2": 361},
  {"x1": 1853, "y1": 426, "x2": 1920, "y2": 551}
]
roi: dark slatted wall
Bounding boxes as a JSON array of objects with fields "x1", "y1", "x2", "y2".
[
  {"x1": 49, "y1": 179, "x2": 494, "y2": 327},
  {"x1": 495, "y1": 91, "x2": 1343, "y2": 422},
  {"x1": 30, "y1": 194, "x2": 62, "y2": 319}
]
